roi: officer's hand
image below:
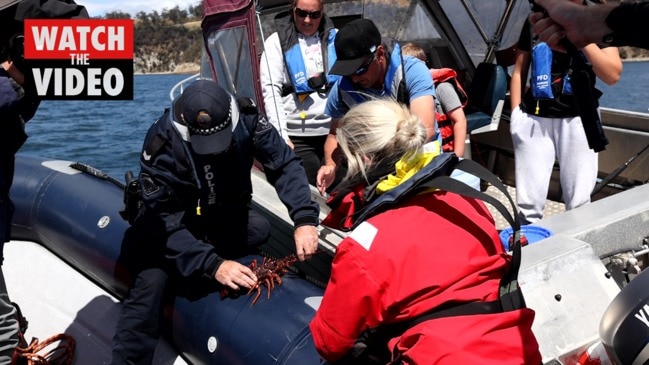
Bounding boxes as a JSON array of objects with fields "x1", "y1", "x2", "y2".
[
  {"x1": 215, "y1": 260, "x2": 258, "y2": 291},
  {"x1": 294, "y1": 225, "x2": 318, "y2": 261},
  {"x1": 316, "y1": 163, "x2": 336, "y2": 195}
]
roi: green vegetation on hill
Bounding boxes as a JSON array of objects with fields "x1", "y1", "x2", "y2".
[{"x1": 102, "y1": 3, "x2": 203, "y2": 74}]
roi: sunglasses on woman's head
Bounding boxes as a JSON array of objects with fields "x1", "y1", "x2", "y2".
[
  {"x1": 353, "y1": 53, "x2": 376, "y2": 76},
  {"x1": 294, "y1": 8, "x2": 322, "y2": 19}
]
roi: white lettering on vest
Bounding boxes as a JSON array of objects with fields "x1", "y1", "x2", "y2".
[
  {"x1": 634, "y1": 304, "x2": 649, "y2": 329},
  {"x1": 203, "y1": 165, "x2": 217, "y2": 205}
]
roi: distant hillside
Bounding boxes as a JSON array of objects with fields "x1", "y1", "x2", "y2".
[
  {"x1": 103, "y1": 6, "x2": 203, "y2": 74},
  {"x1": 134, "y1": 20, "x2": 202, "y2": 74},
  {"x1": 619, "y1": 47, "x2": 649, "y2": 61}
]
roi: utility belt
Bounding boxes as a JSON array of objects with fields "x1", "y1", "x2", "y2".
[
  {"x1": 119, "y1": 171, "x2": 142, "y2": 224},
  {"x1": 118, "y1": 171, "x2": 183, "y2": 224},
  {"x1": 119, "y1": 171, "x2": 253, "y2": 225}
]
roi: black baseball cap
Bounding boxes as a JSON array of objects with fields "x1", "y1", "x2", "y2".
[
  {"x1": 181, "y1": 79, "x2": 233, "y2": 155},
  {"x1": 330, "y1": 19, "x2": 381, "y2": 76}
]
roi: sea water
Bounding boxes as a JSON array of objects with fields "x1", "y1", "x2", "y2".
[{"x1": 21, "y1": 73, "x2": 192, "y2": 178}]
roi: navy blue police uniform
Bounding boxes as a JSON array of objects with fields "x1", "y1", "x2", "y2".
[{"x1": 112, "y1": 79, "x2": 319, "y2": 365}]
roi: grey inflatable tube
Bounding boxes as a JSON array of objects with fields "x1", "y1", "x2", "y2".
[{"x1": 9, "y1": 154, "x2": 325, "y2": 364}]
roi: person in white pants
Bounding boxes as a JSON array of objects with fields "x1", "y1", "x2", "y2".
[
  {"x1": 510, "y1": 109, "x2": 598, "y2": 222},
  {"x1": 510, "y1": 16, "x2": 621, "y2": 224}
]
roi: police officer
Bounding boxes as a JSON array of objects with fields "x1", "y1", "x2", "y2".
[{"x1": 112, "y1": 79, "x2": 320, "y2": 365}]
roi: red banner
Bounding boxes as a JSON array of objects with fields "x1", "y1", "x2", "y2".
[
  {"x1": 22, "y1": 19, "x2": 134, "y2": 100},
  {"x1": 24, "y1": 19, "x2": 133, "y2": 60}
]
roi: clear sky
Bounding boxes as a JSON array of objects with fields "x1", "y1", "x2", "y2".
[{"x1": 77, "y1": 0, "x2": 197, "y2": 17}]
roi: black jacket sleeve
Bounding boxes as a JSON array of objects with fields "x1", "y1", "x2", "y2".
[
  {"x1": 249, "y1": 112, "x2": 320, "y2": 228},
  {"x1": 137, "y1": 111, "x2": 224, "y2": 280}
]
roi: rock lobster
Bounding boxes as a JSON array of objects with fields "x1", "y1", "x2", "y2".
[{"x1": 221, "y1": 254, "x2": 299, "y2": 306}]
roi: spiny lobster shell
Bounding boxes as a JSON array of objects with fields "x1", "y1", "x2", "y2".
[{"x1": 220, "y1": 254, "x2": 298, "y2": 306}]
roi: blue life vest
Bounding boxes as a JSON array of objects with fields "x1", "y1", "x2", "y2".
[{"x1": 275, "y1": 11, "x2": 338, "y2": 96}]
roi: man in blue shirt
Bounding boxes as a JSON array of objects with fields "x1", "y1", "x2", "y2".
[{"x1": 315, "y1": 19, "x2": 438, "y2": 194}]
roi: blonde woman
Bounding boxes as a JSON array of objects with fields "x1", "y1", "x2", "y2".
[{"x1": 310, "y1": 99, "x2": 541, "y2": 364}]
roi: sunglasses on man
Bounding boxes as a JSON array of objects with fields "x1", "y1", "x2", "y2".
[
  {"x1": 294, "y1": 8, "x2": 322, "y2": 19},
  {"x1": 353, "y1": 52, "x2": 376, "y2": 76}
]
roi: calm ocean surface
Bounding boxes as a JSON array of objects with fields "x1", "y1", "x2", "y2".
[
  {"x1": 19, "y1": 61, "x2": 649, "y2": 179},
  {"x1": 21, "y1": 73, "x2": 194, "y2": 179}
]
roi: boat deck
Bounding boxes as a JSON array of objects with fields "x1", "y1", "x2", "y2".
[
  {"x1": 483, "y1": 184, "x2": 566, "y2": 231},
  {"x1": 4, "y1": 240, "x2": 186, "y2": 365}
]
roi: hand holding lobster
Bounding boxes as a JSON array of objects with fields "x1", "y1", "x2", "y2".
[
  {"x1": 214, "y1": 260, "x2": 258, "y2": 293},
  {"x1": 220, "y1": 254, "x2": 299, "y2": 306}
]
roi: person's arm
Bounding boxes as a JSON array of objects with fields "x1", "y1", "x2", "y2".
[
  {"x1": 403, "y1": 57, "x2": 437, "y2": 141},
  {"x1": 309, "y1": 240, "x2": 384, "y2": 362},
  {"x1": 580, "y1": 44, "x2": 621, "y2": 86},
  {"x1": 511, "y1": 21, "x2": 533, "y2": 111},
  {"x1": 259, "y1": 33, "x2": 292, "y2": 146},
  {"x1": 510, "y1": 49, "x2": 530, "y2": 110},
  {"x1": 316, "y1": 118, "x2": 341, "y2": 195},
  {"x1": 164, "y1": 226, "x2": 258, "y2": 291},
  {"x1": 250, "y1": 112, "x2": 320, "y2": 260},
  {"x1": 436, "y1": 82, "x2": 466, "y2": 157},
  {"x1": 322, "y1": 118, "x2": 341, "y2": 167},
  {"x1": 447, "y1": 107, "x2": 467, "y2": 157},
  {"x1": 316, "y1": 82, "x2": 346, "y2": 195},
  {"x1": 409, "y1": 95, "x2": 436, "y2": 141},
  {"x1": 530, "y1": 0, "x2": 615, "y2": 50}
]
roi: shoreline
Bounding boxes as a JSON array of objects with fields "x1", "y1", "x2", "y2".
[{"x1": 623, "y1": 57, "x2": 649, "y2": 63}]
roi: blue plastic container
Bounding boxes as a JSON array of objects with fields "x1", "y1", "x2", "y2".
[{"x1": 499, "y1": 225, "x2": 553, "y2": 251}]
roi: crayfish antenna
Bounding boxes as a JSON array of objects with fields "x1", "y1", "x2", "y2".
[{"x1": 251, "y1": 289, "x2": 262, "y2": 306}]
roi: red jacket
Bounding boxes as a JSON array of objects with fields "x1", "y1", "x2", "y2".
[{"x1": 310, "y1": 190, "x2": 541, "y2": 364}]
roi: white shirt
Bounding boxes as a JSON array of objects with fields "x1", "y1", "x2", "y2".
[{"x1": 259, "y1": 31, "x2": 332, "y2": 142}]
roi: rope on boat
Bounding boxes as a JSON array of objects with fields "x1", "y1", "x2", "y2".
[
  {"x1": 69, "y1": 161, "x2": 126, "y2": 190},
  {"x1": 13, "y1": 333, "x2": 76, "y2": 365}
]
